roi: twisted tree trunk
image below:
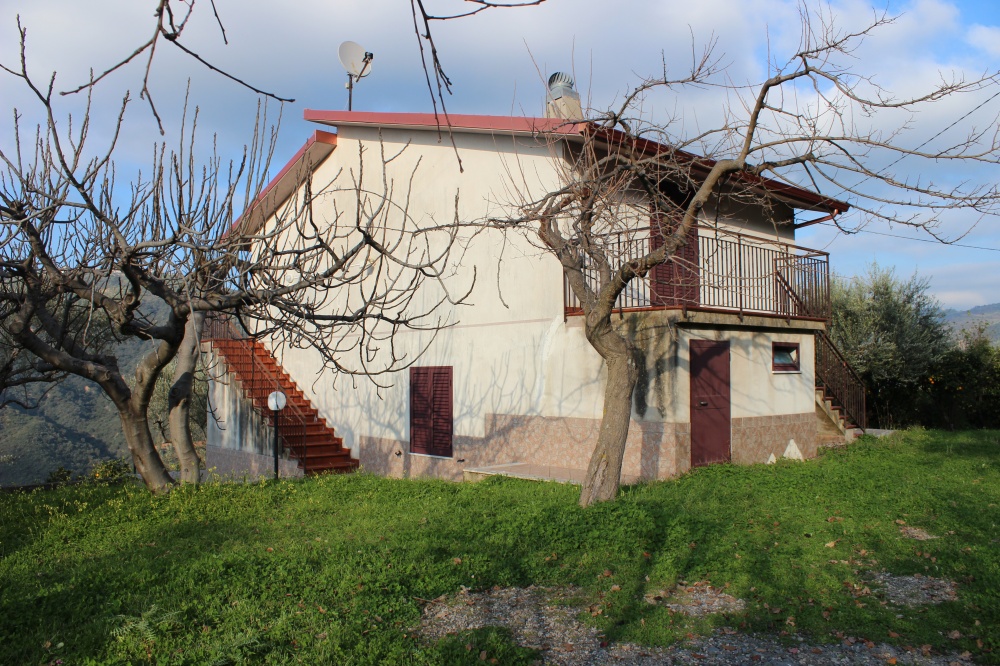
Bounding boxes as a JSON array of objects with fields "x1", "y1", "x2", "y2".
[
  {"x1": 119, "y1": 405, "x2": 175, "y2": 493},
  {"x1": 167, "y1": 312, "x2": 205, "y2": 484},
  {"x1": 579, "y1": 312, "x2": 640, "y2": 507}
]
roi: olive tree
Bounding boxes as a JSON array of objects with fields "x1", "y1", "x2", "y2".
[{"x1": 829, "y1": 264, "x2": 950, "y2": 428}]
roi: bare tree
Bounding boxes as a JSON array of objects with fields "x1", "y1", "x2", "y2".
[
  {"x1": 497, "y1": 8, "x2": 1000, "y2": 506},
  {"x1": 1, "y1": 29, "x2": 471, "y2": 493}
]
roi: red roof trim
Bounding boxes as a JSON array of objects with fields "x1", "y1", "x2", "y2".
[
  {"x1": 230, "y1": 130, "x2": 338, "y2": 236},
  {"x1": 304, "y1": 110, "x2": 582, "y2": 136},
  {"x1": 587, "y1": 126, "x2": 849, "y2": 214}
]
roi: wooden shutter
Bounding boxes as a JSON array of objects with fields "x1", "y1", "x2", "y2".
[
  {"x1": 409, "y1": 366, "x2": 453, "y2": 457},
  {"x1": 649, "y1": 213, "x2": 700, "y2": 308}
]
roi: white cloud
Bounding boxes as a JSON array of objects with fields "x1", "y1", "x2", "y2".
[{"x1": 968, "y1": 24, "x2": 1000, "y2": 57}]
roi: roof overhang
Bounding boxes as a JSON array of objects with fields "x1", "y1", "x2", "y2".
[
  {"x1": 584, "y1": 127, "x2": 849, "y2": 216},
  {"x1": 303, "y1": 110, "x2": 849, "y2": 217},
  {"x1": 304, "y1": 110, "x2": 584, "y2": 137},
  {"x1": 230, "y1": 130, "x2": 338, "y2": 238}
]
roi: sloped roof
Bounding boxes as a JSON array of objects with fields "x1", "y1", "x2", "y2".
[
  {"x1": 233, "y1": 130, "x2": 337, "y2": 237},
  {"x1": 239, "y1": 111, "x2": 848, "y2": 234}
]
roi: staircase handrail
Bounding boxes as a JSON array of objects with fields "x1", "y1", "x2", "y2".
[
  {"x1": 773, "y1": 259, "x2": 831, "y2": 320},
  {"x1": 814, "y1": 329, "x2": 867, "y2": 431}
]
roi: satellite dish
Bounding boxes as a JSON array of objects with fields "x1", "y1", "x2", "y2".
[
  {"x1": 339, "y1": 41, "x2": 374, "y2": 111},
  {"x1": 339, "y1": 41, "x2": 373, "y2": 79}
]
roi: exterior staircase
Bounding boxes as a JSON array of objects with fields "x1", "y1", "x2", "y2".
[
  {"x1": 815, "y1": 388, "x2": 856, "y2": 447},
  {"x1": 814, "y1": 330, "x2": 866, "y2": 444},
  {"x1": 772, "y1": 271, "x2": 866, "y2": 444},
  {"x1": 204, "y1": 319, "x2": 357, "y2": 475}
]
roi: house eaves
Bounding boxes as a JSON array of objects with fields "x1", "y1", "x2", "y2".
[
  {"x1": 303, "y1": 110, "x2": 849, "y2": 218},
  {"x1": 303, "y1": 110, "x2": 584, "y2": 138},
  {"x1": 231, "y1": 130, "x2": 338, "y2": 238}
]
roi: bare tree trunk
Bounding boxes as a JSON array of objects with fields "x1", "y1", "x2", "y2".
[
  {"x1": 125, "y1": 337, "x2": 182, "y2": 493},
  {"x1": 168, "y1": 312, "x2": 204, "y2": 484},
  {"x1": 579, "y1": 318, "x2": 640, "y2": 507},
  {"x1": 120, "y1": 406, "x2": 175, "y2": 493}
]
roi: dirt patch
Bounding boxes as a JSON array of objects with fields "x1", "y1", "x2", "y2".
[
  {"x1": 900, "y1": 526, "x2": 940, "y2": 540},
  {"x1": 416, "y1": 585, "x2": 969, "y2": 665},
  {"x1": 868, "y1": 572, "x2": 958, "y2": 606},
  {"x1": 643, "y1": 581, "x2": 746, "y2": 617},
  {"x1": 417, "y1": 585, "x2": 648, "y2": 665}
]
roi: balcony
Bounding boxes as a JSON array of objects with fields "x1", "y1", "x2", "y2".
[{"x1": 564, "y1": 225, "x2": 831, "y2": 322}]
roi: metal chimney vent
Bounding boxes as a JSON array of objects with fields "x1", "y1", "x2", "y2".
[{"x1": 546, "y1": 71, "x2": 583, "y2": 120}]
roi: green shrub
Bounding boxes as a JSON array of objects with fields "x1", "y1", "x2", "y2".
[
  {"x1": 44, "y1": 466, "x2": 75, "y2": 486},
  {"x1": 927, "y1": 325, "x2": 1000, "y2": 429},
  {"x1": 89, "y1": 458, "x2": 133, "y2": 485}
]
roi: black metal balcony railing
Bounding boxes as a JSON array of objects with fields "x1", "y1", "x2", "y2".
[{"x1": 563, "y1": 225, "x2": 831, "y2": 320}]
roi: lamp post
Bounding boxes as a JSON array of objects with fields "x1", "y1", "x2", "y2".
[{"x1": 267, "y1": 391, "x2": 287, "y2": 480}]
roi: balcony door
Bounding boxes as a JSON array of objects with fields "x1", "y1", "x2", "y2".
[
  {"x1": 649, "y1": 213, "x2": 700, "y2": 308},
  {"x1": 690, "y1": 340, "x2": 731, "y2": 467}
]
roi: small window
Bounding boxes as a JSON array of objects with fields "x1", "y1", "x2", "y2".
[
  {"x1": 410, "y1": 366, "x2": 453, "y2": 457},
  {"x1": 772, "y1": 342, "x2": 800, "y2": 372}
]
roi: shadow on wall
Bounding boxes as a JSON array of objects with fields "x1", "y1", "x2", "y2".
[
  {"x1": 326, "y1": 322, "x2": 614, "y2": 479},
  {"x1": 329, "y1": 312, "x2": 695, "y2": 482}
]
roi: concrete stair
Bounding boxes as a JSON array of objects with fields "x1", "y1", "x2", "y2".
[
  {"x1": 207, "y1": 337, "x2": 357, "y2": 475},
  {"x1": 815, "y1": 388, "x2": 859, "y2": 447}
]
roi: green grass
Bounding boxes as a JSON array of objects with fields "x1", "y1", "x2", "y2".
[{"x1": 1, "y1": 429, "x2": 997, "y2": 665}]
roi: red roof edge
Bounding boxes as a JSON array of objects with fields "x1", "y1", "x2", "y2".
[
  {"x1": 303, "y1": 109, "x2": 583, "y2": 136},
  {"x1": 229, "y1": 130, "x2": 338, "y2": 237},
  {"x1": 300, "y1": 110, "x2": 847, "y2": 215},
  {"x1": 588, "y1": 126, "x2": 849, "y2": 214}
]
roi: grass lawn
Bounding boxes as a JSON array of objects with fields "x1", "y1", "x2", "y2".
[{"x1": 0, "y1": 429, "x2": 997, "y2": 665}]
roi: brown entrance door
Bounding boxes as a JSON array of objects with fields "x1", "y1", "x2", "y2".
[{"x1": 690, "y1": 340, "x2": 731, "y2": 467}]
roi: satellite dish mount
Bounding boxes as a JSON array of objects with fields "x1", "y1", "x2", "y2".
[{"x1": 339, "y1": 41, "x2": 374, "y2": 111}]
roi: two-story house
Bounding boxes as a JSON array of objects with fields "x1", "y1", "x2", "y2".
[{"x1": 204, "y1": 93, "x2": 864, "y2": 483}]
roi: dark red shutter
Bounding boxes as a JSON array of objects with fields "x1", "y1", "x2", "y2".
[
  {"x1": 430, "y1": 368, "x2": 453, "y2": 456},
  {"x1": 410, "y1": 367, "x2": 434, "y2": 455},
  {"x1": 649, "y1": 213, "x2": 700, "y2": 308},
  {"x1": 410, "y1": 366, "x2": 453, "y2": 457}
]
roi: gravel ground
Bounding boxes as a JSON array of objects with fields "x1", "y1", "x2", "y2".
[{"x1": 417, "y1": 584, "x2": 973, "y2": 665}]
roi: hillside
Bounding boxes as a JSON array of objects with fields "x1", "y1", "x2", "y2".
[
  {"x1": 943, "y1": 302, "x2": 1000, "y2": 341},
  {"x1": 0, "y1": 377, "x2": 130, "y2": 486},
  {"x1": 0, "y1": 334, "x2": 154, "y2": 486}
]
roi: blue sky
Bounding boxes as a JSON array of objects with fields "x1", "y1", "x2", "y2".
[{"x1": 1, "y1": 0, "x2": 998, "y2": 309}]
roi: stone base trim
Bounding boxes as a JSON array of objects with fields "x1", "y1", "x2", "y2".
[
  {"x1": 206, "y1": 444, "x2": 304, "y2": 481},
  {"x1": 360, "y1": 410, "x2": 817, "y2": 483},
  {"x1": 730, "y1": 412, "x2": 817, "y2": 465},
  {"x1": 358, "y1": 413, "x2": 690, "y2": 482}
]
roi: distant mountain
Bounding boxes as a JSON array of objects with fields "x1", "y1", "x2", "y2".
[
  {"x1": 0, "y1": 333, "x2": 155, "y2": 486},
  {"x1": 0, "y1": 291, "x2": 170, "y2": 487},
  {"x1": 0, "y1": 376, "x2": 131, "y2": 486},
  {"x1": 942, "y1": 302, "x2": 1000, "y2": 342}
]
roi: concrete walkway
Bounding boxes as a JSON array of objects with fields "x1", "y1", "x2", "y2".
[
  {"x1": 463, "y1": 462, "x2": 587, "y2": 484},
  {"x1": 463, "y1": 462, "x2": 644, "y2": 485}
]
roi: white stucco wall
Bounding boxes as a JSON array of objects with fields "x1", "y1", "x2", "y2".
[{"x1": 259, "y1": 126, "x2": 612, "y2": 453}]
